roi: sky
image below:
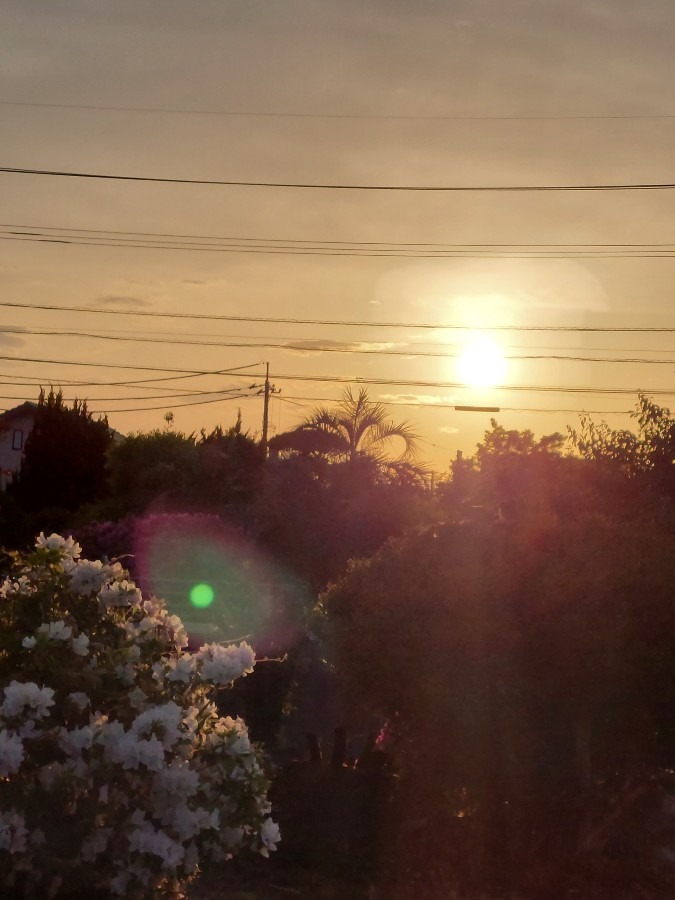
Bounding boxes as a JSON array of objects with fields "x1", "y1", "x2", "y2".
[{"x1": 2, "y1": 0, "x2": 675, "y2": 471}]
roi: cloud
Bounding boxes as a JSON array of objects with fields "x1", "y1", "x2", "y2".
[
  {"x1": 93, "y1": 295, "x2": 149, "y2": 309},
  {"x1": 0, "y1": 331, "x2": 26, "y2": 349},
  {"x1": 440, "y1": 426, "x2": 460, "y2": 435},
  {"x1": 283, "y1": 339, "x2": 404, "y2": 356},
  {"x1": 380, "y1": 393, "x2": 456, "y2": 405},
  {"x1": 284, "y1": 339, "x2": 358, "y2": 355}
]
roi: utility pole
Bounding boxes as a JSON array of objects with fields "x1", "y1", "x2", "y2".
[{"x1": 260, "y1": 362, "x2": 278, "y2": 458}]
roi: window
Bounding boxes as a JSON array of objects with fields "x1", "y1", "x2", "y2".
[{"x1": 12, "y1": 429, "x2": 23, "y2": 451}]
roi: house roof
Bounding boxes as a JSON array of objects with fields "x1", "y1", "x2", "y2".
[
  {"x1": 0, "y1": 402, "x2": 38, "y2": 423},
  {"x1": 0, "y1": 401, "x2": 124, "y2": 441}
]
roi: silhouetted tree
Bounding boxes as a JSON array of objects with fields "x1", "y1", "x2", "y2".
[
  {"x1": 9, "y1": 388, "x2": 112, "y2": 517},
  {"x1": 322, "y1": 512, "x2": 675, "y2": 894},
  {"x1": 195, "y1": 412, "x2": 264, "y2": 512},
  {"x1": 269, "y1": 386, "x2": 420, "y2": 465},
  {"x1": 439, "y1": 418, "x2": 593, "y2": 530},
  {"x1": 104, "y1": 429, "x2": 199, "y2": 517},
  {"x1": 570, "y1": 392, "x2": 675, "y2": 504}
]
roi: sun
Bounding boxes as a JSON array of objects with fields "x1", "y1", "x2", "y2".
[{"x1": 456, "y1": 335, "x2": 507, "y2": 389}]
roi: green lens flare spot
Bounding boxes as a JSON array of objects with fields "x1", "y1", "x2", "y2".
[{"x1": 190, "y1": 583, "x2": 215, "y2": 609}]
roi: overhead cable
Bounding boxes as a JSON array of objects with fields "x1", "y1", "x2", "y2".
[
  {"x1": 3, "y1": 325, "x2": 675, "y2": 365},
  {"x1": 3, "y1": 165, "x2": 675, "y2": 192},
  {"x1": 3, "y1": 302, "x2": 675, "y2": 333},
  {"x1": 3, "y1": 98, "x2": 675, "y2": 122}
]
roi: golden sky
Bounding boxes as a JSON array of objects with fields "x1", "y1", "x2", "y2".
[{"x1": 2, "y1": 0, "x2": 675, "y2": 470}]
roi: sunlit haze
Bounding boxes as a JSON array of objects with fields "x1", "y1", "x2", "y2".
[{"x1": 3, "y1": 1, "x2": 675, "y2": 470}]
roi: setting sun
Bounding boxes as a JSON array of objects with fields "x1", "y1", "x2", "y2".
[{"x1": 456, "y1": 335, "x2": 507, "y2": 389}]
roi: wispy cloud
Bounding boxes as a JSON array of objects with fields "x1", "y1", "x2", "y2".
[
  {"x1": 93, "y1": 295, "x2": 149, "y2": 309},
  {"x1": 0, "y1": 331, "x2": 27, "y2": 349},
  {"x1": 440, "y1": 426, "x2": 459, "y2": 435},
  {"x1": 380, "y1": 393, "x2": 456, "y2": 406},
  {"x1": 284, "y1": 339, "x2": 359, "y2": 355},
  {"x1": 285, "y1": 339, "x2": 405, "y2": 355}
]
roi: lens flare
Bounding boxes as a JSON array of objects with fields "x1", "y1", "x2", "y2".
[
  {"x1": 190, "y1": 582, "x2": 215, "y2": 609},
  {"x1": 131, "y1": 513, "x2": 306, "y2": 652}
]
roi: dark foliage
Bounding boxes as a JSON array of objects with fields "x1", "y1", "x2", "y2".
[{"x1": 8, "y1": 388, "x2": 112, "y2": 521}]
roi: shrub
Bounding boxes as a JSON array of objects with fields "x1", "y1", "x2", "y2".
[{"x1": 0, "y1": 534, "x2": 279, "y2": 898}]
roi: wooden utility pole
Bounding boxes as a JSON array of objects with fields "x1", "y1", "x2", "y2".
[{"x1": 261, "y1": 362, "x2": 279, "y2": 457}]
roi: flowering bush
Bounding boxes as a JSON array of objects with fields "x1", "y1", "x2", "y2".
[{"x1": 0, "y1": 533, "x2": 279, "y2": 898}]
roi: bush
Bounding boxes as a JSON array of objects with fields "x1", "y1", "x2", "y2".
[
  {"x1": 320, "y1": 517, "x2": 675, "y2": 894},
  {"x1": 0, "y1": 534, "x2": 279, "y2": 898}
]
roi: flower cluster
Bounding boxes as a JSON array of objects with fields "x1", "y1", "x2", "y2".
[{"x1": 0, "y1": 534, "x2": 278, "y2": 898}]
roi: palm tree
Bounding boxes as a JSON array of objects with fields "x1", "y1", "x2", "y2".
[{"x1": 269, "y1": 387, "x2": 420, "y2": 463}]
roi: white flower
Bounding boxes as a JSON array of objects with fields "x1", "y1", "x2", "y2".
[
  {"x1": 128, "y1": 822, "x2": 185, "y2": 868},
  {"x1": 154, "y1": 803, "x2": 219, "y2": 843},
  {"x1": 0, "y1": 809, "x2": 28, "y2": 853},
  {"x1": 166, "y1": 614, "x2": 188, "y2": 649},
  {"x1": 227, "y1": 731, "x2": 253, "y2": 756},
  {"x1": 69, "y1": 559, "x2": 110, "y2": 596},
  {"x1": 57, "y1": 726, "x2": 94, "y2": 756},
  {"x1": 71, "y1": 633, "x2": 90, "y2": 656},
  {"x1": 114, "y1": 662, "x2": 136, "y2": 685},
  {"x1": 196, "y1": 642, "x2": 256, "y2": 686},
  {"x1": 165, "y1": 654, "x2": 195, "y2": 683},
  {"x1": 35, "y1": 532, "x2": 81, "y2": 558},
  {"x1": 259, "y1": 817, "x2": 281, "y2": 857},
  {"x1": 128, "y1": 687, "x2": 147, "y2": 709},
  {"x1": 18, "y1": 720, "x2": 37, "y2": 740},
  {"x1": 182, "y1": 706, "x2": 199, "y2": 738},
  {"x1": 1, "y1": 575, "x2": 34, "y2": 598},
  {"x1": 0, "y1": 730, "x2": 24, "y2": 776},
  {"x1": 67, "y1": 692, "x2": 90, "y2": 711},
  {"x1": 2, "y1": 681, "x2": 55, "y2": 718},
  {"x1": 0, "y1": 533, "x2": 276, "y2": 891},
  {"x1": 152, "y1": 760, "x2": 199, "y2": 800},
  {"x1": 37, "y1": 620, "x2": 72, "y2": 641},
  {"x1": 99, "y1": 722, "x2": 165, "y2": 771},
  {"x1": 99, "y1": 579, "x2": 142, "y2": 609},
  {"x1": 133, "y1": 702, "x2": 183, "y2": 749}
]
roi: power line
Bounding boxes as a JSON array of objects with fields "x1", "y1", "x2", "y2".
[
  {"x1": 4, "y1": 164, "x2": 675, "y2": 192},
  {"x1": 86, "y1": 392, "x2": 256, "y2": 414},
  {"x1": 5, "y1": 324, "x2": 675, "y2": 365},
  {"x1": 7, "y1": 231, "x2": 675, "y2": 259},
  {"x1": 0, "y1": 362, "x2": 262, "y2": 391},
  {"x1": 1, "y1": 352, "x2": 673, "y2": 398},
  {"x1": 7, "y1": 222, "x2": 675, "y2": 250},
  {"x1": 0, "y1": 353, "x2": 266, "y2": 378},
  {"x1": 0, "y1": 385, "x2": 258, "y2": 403},
  {"x1": 3, "y1": 98, "x2": 675, "y2": 123},
  {"x1": 268, "y1": 372, "x2": 675, "y2": 397},
  {"x1": 4, "y1": 302, "x2": 675, "y2": 334},
  {"x1": 275, "y1": 393, "x2": 632, "y2": 416},
  {"x1": 0, "y1": 377, "x2": 242, "y2": 396}
]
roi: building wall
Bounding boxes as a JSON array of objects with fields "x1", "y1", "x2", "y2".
[{"x1": 0, "y1": 412, "x2": 35, "y2": 489}]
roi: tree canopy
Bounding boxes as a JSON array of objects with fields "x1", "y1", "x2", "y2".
[
  {"x1": 9, "y1": 388, "x2": 112, "y2": 517},
  {"x1": 269, "y1": 387, "x2": 420, "y2": 464}
]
